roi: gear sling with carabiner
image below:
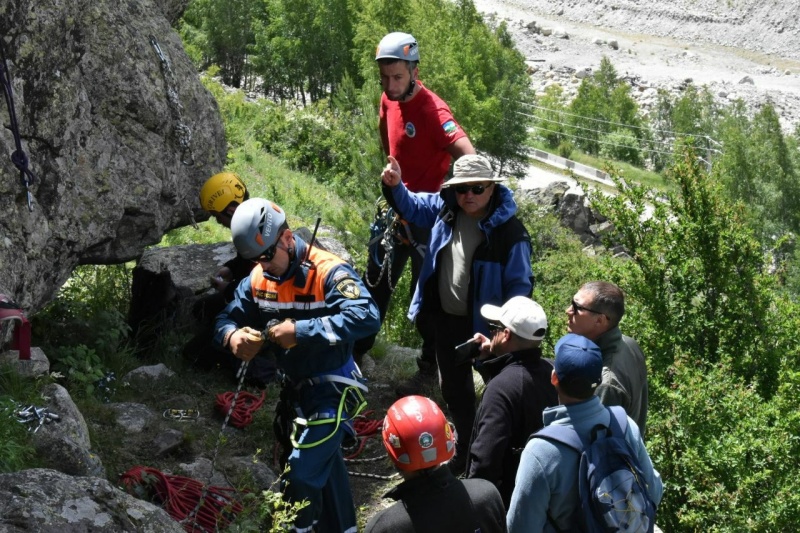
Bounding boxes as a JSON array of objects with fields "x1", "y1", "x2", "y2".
[{"x1": 365, "y1": 196, "x2": 426, "y2": 291}]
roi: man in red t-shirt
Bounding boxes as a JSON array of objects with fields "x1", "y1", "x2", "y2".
[{"x1": 356, "y1": 32, "x2": 475, "y2": 395}]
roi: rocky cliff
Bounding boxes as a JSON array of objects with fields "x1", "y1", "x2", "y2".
[{"x1": 0, "y1": 0, "x2": 226, "y2": 314}]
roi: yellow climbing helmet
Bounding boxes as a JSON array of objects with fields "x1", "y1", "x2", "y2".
[{"x1": 199, "y1": 172, "x2": 248, "y2": 213}]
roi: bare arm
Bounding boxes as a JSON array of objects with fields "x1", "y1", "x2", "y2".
[{"x1": 446, "y1": 136, "x2": 476, "y2": 159}]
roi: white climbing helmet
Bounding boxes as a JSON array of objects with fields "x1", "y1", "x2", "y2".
[
  {"x1": 230, "y1": 198, "x2": 287, "y2": 260},
  {"x1": 375, "y1": 32, "x2": 419, "y2": 63}
]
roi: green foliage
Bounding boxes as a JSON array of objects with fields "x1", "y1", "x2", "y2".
[
  {"x1": 568, "y1": 57, "x2": 643, "y2": 157},
  {"x1": 182, "y1": 0, "x2": 264, "y2": 88},
  {"x1": 224, "y1": 466, "x2": 310, "y2": 532},
  {"x1": 599, "y1": 129, "x2": 643, "y2": 166},
  {"x1": 649, "y1": 358, "x2": 800, "y2": 531},
  {"x1": 535, "y1": 84, "x2": 569, "y2": 149},
  {"x1": 0, "y1": 365, "x2": 50, "y2": 472},
  {"x1": 715, "y1": 101, "x2": 800, "y2": 241},
  {"x1": 593, "y1": 150, "x2": 777, "y2": 388},
  {"x1": 557, "y1": 140, "x2": 574, "y2": 159},
  {"x1": 583, "y1": 148, "x2": 800, "y2": 530},
  {"x1": 32, "y1": 265, "x2": 131, "y2": 350},
  {"x1": 253, "y1": 0, "x2": 356, "y2": 102},
  {"x1": 0, "y1": 396, "x2": 38, "y2": 472},
  {"x1": 31, "y1": 264, "x2": 136, "y2": 400},
  {"x1": 52, "y1": 345, "x2": 108, "y2": 399},
  {"x1": 649, "y1": 84, "x2": 720, "y2": 172}
]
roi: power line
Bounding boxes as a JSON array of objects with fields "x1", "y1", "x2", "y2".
[
  {"x1": 513, "y1": 98, "x2": 721, "y2": 148},
  {"x1": 524, "y1": 110, "x2": 679, "y2": 150},
  {"x1": 530, "y1": 122, "x2": 680, "y2": 158}
]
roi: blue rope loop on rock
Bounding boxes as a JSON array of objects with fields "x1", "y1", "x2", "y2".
[{"x1": 0, "y1": 37, "x2": 36, "y2": 212}]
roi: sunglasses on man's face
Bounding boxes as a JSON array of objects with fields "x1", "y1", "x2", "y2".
[
  {"x1": 253, "y1": 243, "x2": 279, "y2": 264},
  {"x1": 570, "y1": 299, "x2": 603, "y2": 315},
  {"x1": 454, "y1": 184, "x2": 491, "y2": 195}
]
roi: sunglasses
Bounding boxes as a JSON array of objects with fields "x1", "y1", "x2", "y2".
[
  {"x1": 454, "y1": 184, "x2": 491, "y2": 195},
  {"x1": 253, "y1": 243, "x2": 279, "y2": 264},
  {"x1": 570, "y1": 299, "x2": 603, "y2": 315}
]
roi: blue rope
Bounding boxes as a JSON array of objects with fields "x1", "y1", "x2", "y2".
[{"x1": 1, "y1": 37, "x2": 37, "y2": 211}]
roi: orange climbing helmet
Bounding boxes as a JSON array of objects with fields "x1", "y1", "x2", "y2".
[{"x1": 382, "y1": 395, "x2": 456, "y2": 472}]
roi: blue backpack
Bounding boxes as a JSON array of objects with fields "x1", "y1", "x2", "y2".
[{"x1": 532, "y1": 406, "x2": 656, "y2": 533}]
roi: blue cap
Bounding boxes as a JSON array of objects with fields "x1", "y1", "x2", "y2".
[{"x1": 554, "y1": 333, "x2": 603, "y2": 393}]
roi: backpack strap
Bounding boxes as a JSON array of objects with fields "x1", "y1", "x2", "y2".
[
  {"x1": 607, "y1": 405, "x2": 628, "y2": 438},
  {"x1": 530, "y1": 423, "x2": 584, "y2": 453},
  {"x1": 529, "y1": 405, "x2": 629, "y2": 451}
]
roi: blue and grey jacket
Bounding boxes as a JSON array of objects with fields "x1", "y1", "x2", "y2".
[{"x1": 384, "y1": 181, "x2": 534, "y2": 335}]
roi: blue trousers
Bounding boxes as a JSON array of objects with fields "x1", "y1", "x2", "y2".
[{"x1": 284, "y1": 422, "x2": 357, "y2": 533}]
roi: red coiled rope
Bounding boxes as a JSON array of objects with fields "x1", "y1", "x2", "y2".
[
  {"x1": 214, "y1": 389, "x2": 266, "y2": 428},
  {"x1": 344, "y1": 410, "x2": 384, "y2": 459},
  {"x1": 120, "y1": 465, "x2": 243, "y2": 532}
]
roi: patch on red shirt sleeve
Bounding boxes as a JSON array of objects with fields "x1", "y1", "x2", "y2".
[{"x1": 442, "y1": 120, "x2": 459, "y2": 136}]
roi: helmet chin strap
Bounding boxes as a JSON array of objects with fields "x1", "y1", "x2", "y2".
[
  {"x1": 386, "y1": 77, "x2": 416, "y2": 102},
  {"x1": 403, "y1": 78, "x2": 416, "y2": 100}
]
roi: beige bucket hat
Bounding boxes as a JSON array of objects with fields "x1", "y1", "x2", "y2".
[{"x1": 442, "y1": 154, "x2": 506, "y2": 187}]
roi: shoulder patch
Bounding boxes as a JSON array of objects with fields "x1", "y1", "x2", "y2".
[
  {"x1": 442, "y1": 120, "x2": 458, "y2": 136},
  {"x1": 335, "y1": 279, "x2": 361, "y2": 299}
]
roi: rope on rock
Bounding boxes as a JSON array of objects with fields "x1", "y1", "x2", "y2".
[
  {"x1": 120, "y1": 465, "x2": 243, "y2": 532},
  {"x1": 214, "y1": 388, "x2": 266, "y2": 428},
  {"x1": 0, "y1": 39, "x2": 37, "y2": 211}
]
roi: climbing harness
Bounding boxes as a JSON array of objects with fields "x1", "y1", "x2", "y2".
[
  {"x1": 0, "y1": 39, "x2": 37, "y2": 212},
  {"x1": 149, "y1": 35, "x2": 194, "y2": 166},
  {"x1": 364, "y1": 197, "x2": 425, "y2": 291},
  {"x1": 288, "y1": 373, "x2": 369, "y2": 450}
]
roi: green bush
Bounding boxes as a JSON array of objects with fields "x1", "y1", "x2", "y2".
[
  {"x1": 557, "y1": 140, "x2": 574, "y2": 159},
  {"x1": 586, "y1": 149, "x2": 800, "y2": 530},
  {"x1": 599, "y1": 129, "x2": 643, "y2": 166}
]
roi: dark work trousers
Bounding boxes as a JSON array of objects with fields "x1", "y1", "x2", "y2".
[
  {"x1": 435, "y1": 311, "x2": 476, "y2": 461},
  {"x1": 355, "y1": 222, "x2": 436, "y2": 369}
]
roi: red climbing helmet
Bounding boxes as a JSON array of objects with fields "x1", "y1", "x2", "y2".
[{"x1": 382, "y1": 395, "x2": 456, "y2": 472}]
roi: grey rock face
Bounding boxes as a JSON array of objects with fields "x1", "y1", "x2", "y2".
[
  {"x1": 0, "y1": 469, "x2": 183, "y2": 532},
  {"x1": 0, "y1": 0, "x2": 226, "y2": 315},
  {"x1": 34, "y1": 383, "x2": 105, "y2": 477}
]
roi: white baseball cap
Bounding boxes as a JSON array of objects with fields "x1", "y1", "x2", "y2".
[{"x1": 480, "y1": 296, "x2": 548, "y2": 341}]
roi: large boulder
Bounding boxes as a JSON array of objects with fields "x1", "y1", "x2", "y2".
[
  {"x1": 0, "y1": 0, "x2": 226, "y2": 315},
  {"x1": 0, "y1": 469, "x2": 183, "y2": 532},
  {"x1": 128, "y1": 227, "x2": 353, "y2": 344}
]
